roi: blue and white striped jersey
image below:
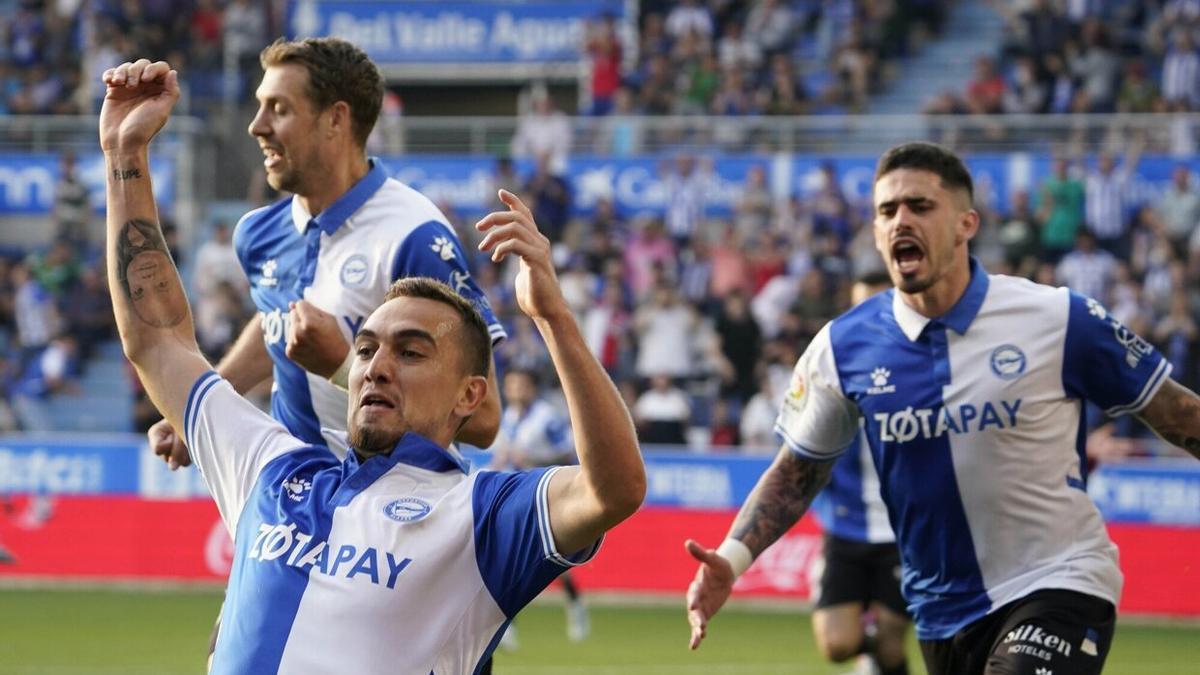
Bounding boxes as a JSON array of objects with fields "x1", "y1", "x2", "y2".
[
  {"x1": 186, "y1": 372, "x2": 597, "y2": 674},
  {"x1": 234, "y1": 159, "x2": 504, "y2": 456},
  {"x1": 811, "y1": 425, "x2": 895, "y2": 545},
  {"x1": 776, "y1": 259, "x2": 1170, "y2": 640}
]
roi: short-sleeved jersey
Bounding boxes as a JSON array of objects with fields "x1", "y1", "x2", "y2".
[
  {"x1": 496, "y1": 399, "x2": 574, "y2": 467},
  {"x1": 776, "y1": 259, "x2": 1170, "y2": 640},
  {"x1": 812, "y1": 425, "x2": 895, "y2": 544},
  {"x1": 185, "y1": 371, "x2": 596, "y2": 674},
  {"x1": 233, "y1": 160, "x2": 505, "y2": 456}
]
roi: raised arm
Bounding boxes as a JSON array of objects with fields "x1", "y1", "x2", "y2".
[
  {"x1": 684, "y1": 447, "x2": 832, "y2": 649},
  {"x1": 102, "y1": 59, "x2": 210, "y2": 436},
  {"x1": 1137, "y1": 377, "x2": 1200, "y2": 459},
  {"x1": 477, "y1": 189, "x2": 646, "y2": 556}
]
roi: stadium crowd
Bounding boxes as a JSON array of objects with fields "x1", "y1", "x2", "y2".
[{"x1": 0, "y1": 0, "x2": 1195, "y2": 462}]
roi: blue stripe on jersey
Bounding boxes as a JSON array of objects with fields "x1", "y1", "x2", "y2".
[
  {"x1": 831, "y1": 287, "x2": 990, "y2": 640},
  {"x1": 1070, "y1": 410, "x2": 1089, "y2": 491},
  {"x1": 1062, "y1": 290, "x2": 1171, "y2": 416},
  {"x1": 185, "y1": 371, "x2": 221, "y2": 452},
  {"x1": 391, "y1": 220, "x2": 505, "y2": 340},
  {"x1": 812, "y1": 434, "x2": 870, "y2": 541},
  {"x1": 211, "y1": 447, "x2": 341, "y2": 674},
  {"x1": 471, "y1": 467, "x2": 573, "y2": 618}
]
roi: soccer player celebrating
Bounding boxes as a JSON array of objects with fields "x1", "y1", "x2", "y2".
[
  {"x1": 101, "y1": 59, "x2": 644, "y2": 674},
  {"x1": 686, "y1": 142, "x2": 1200, "y2": 675}
]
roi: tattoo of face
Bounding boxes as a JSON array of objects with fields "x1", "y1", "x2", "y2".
[
  {"x1": 112, "y1": 168, "x2": 142, "y2": 180},
  {"x1": 729, "y1": 452, "x2": 832, "y2": 556},
  {"x1": 116, "y1": 219, "x2": 187, "y2": 328}
]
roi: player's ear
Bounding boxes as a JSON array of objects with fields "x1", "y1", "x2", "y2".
[
  {"x1": 955, "y1": 207, "x2": 980, "y2": 246},
  {"x1": 325, "y1": 101, "x2": 351, "y2": 139},
  {"x1": 453, "y1": 375, "x2": 488, "y2": 420}
]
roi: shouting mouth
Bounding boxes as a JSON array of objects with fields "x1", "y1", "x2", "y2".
[
  {"x1": 891, "y1": 238, "x2": 925, "y2": 275},
  {"x1": 359, "y1": 392, "x2": 396, "y2": 413}
]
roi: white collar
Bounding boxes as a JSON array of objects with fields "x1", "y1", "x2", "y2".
[{"x1": 892, "y1": 290, "x2": 931, "y2": 342}]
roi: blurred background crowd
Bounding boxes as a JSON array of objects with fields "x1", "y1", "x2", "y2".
[{"x1": 0, "y1": 0, "x2": 1196, "y2": 463}]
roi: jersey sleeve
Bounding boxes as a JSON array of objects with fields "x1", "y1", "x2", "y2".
[
  {"x1": 390, "y1": 220, "x2": 507, "y2": 345},
  {"x1": 184, "y1": 371, "x2": 309, "y2": 532},
  {"x1": 774, "y1": 324, "x2": 861, "y2": 460},
  {"x1": 471, "y1": 467, "x2": 601, "y2": 617},
  {"x1": 1062, "y1": 291, "x2": 1172, "y2": 416}
]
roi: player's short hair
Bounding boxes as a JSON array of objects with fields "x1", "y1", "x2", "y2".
[
  {"x1": 260, "y1": 37, "x2": 384, "y2": 149},
  {"x1": 875, "y1": 142, "x2": 974, "y2": 204},
  {"x1": 384, "y1": 278, "x2": 492, "y2": 378}
]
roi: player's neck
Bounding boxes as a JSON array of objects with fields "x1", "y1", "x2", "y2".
[
  {"x1": 297, "y1": 154, "x2": 371, "y2": 217},
  {"x1": 897, "y1": 257, "x2": 973, "y2": 319}
]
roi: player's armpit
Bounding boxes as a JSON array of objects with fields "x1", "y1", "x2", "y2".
[
  {"x1": 729, "y1": 446, "x2": 834, "y2": 557},
  {"x1": 1137, "y1": 378, "x2": 1200, "y2": 459}
]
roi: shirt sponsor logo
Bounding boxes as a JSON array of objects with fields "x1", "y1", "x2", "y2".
[
  {"x1": 867, "y1": 367, "x2": 896, "y2": 395},
  {"x1": 991, "y1": 344, "x2": 1027, "y2": 380},
  {"x1": 248, "y1": 521, "x2": 413, "y2": 589},
  {"x1": 1087, "y1": 297, "x2": 1152, "y2": 367},
  {"x1": 383, "y1": 497, "x2": 432, "y2": 522},
  {"x1": 873, "y1": 399, "x2": 1022, "y2": 443},
  {"x1": 281, "y1": 475, "x2": 312, "y2": 503},
  {"x1": 1003, "y1": 623, "x2": 1072, "y2": 662},
  {"x1": 340, "y1": 254, "x2": 369, "y2": 288},
  {"x1": 261, "y1": 307, "x2": 292, "y2": 345}
]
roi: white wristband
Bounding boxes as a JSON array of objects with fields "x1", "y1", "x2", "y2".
[
  {"x1": 715, "y1": 538, "x2": 754, "y2": 578},
  {"x1": 329, "y1": 349, "x2": 354, "y2": 392}
]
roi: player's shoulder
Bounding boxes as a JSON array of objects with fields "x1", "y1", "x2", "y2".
[
  {"x1": 362, "y1": 177, "x2": 451, "y2": 230},
  {"x1": 984, "y1": 272, "x2": 1071, "y2": 314},
  {"x1": 234, "y1": 195, "x2": 292, "y2": 233},
  {"x1": 826, "y1": 289, "x2": 894, "y2": 346}
]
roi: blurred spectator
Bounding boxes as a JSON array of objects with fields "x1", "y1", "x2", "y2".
[
  {"x1": 12, "y1": 334, "x2": 80, "y2": 431},
  {"x1": 998, "y1": 189, "x2": 1042, "y2": 272},
  {"x1": 758, "y1": 54, "x2": 808, "y2": 116},
  {"x1": 708, "y1": 224, "x2": 751, "y2": 300},
  {"x1": 585, "y1": 13, "x2": 624, "y2": 116},
  {"x1": 194, "y1": 222, "x2": 248, "y2": 297},
  {"x1": 634, "y1": 284, "x2": 698, "y2": 379},
  {"x1": 708, "y1": 398, "x2": 740, "y2": 448},
  {"x1": 1071, "y1": 19, "x2": 1119, "y2": 112},
  {"x1": 582, "y1": 282, "x2": 633, "y2": 378},
  {"x1": 1056, "y1": 230, "x2": 1118, "y2": 301},
  {"x1": 1154, "y1": 290, "x2": 1198, "y2": 388},
  {"x1": 1161, "y1": 30, "x2": 1199, "y2": 109},
  {"x1": 196, "y1": 280, "x2": 252, "y2": 359},
  {"x1": 965, "y1": 56, "x2": 1006, "y2": 115},
  {"x1": 1156, "y1": 165, "x2": 1200, "y2": 253},
  {"x1": 496, "y1": 315, "x2": 551, "y2": 377},
  {"x1": 624, "y1": 217, "x2": 676, "y2": 299},
  {"x1": 511, "y1": 89, "x2": 572, "y2": 175},
  {"x1": 716, "y1": 19, "x2": 761, "y2": 72},
  {"x1": 26, "y1": 238, "x2": 79, "y2": 298},
  {"x1": 11, "y1": 262, "x2": 59, "y2": 363},
  {"x1": 744, "y1": 0, "x2": 795, "y2": 56},
  {"x1": 1037, "y1": 158, "x2": 1085, "y2": 261},
  {"x1": 61, "y1": 266, "x2": 113, "y2": 362},
  {"x1": 738, "y1": 372, "x2": 780, "y2": 452},
  {"x1": 524, "y1": 153, "x2": 572, "y2": 243},
  {"x1": 52, "y1": 153, "x2": 91, "y2": 245},
  {"x1": 678, "y1": 50, "x2": 720, "y2": 114},
  {"x1": 223, "y1": 0, "x2": 266, "y2": 98},
  {"x1": 1084, "y1": 146, "x2": 1139, "y2": 258},
  {"x1": 595, "y1": 86, "x2": 642, "y2": 155},
  {"x1": 636, "y1": 53, "x2": 678, "y2": 114},
  {"x1": 633, "y1": 375, "x2": 691, "y2": 445},
  {"x1": 665, "y1": 0, "x2": 713, "y2": 41},
  {"x1": 1003, "y1": 56, "x2": 1047, "y2": 114},
  {"x1": 714, "y1": 290, "x2": 761, "y2": 404},
  {"x1": 663, "y1": 154, "x2": 709, "y2": 248},
  {"x1": 735, "y1": 164, "x2": 773, "y2": 235},
  {"x1": 1116, "y1": 61, "x2": 1159, "y2": 114},
  {"x1": 491, "y1": 157, "x2": 524, "y2": 198}
]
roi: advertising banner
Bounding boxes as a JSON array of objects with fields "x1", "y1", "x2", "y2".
[
  {"x1": 0, "y1": 154, "x2": 174, "y2": 215},
  {"x1": 287, "y1": 1, "x2": 622, "y2": 65}
]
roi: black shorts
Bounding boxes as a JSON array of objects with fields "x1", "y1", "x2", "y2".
[
  {"x1": 919, "y1": 589, "x2": 1115, "y2": 675},
  {"x1": 815, "y1": 533, "x2": 908, "y2": 616}
]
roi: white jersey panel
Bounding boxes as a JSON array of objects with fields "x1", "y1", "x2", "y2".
[
  {"x1": 942, "y1": 278, "x2": 1121, "y2": 612},
  {"x1": 774, "y1": 323, "x2": 861, "y2": 459}
]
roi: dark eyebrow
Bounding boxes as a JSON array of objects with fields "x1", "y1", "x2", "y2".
[
  {"x1": 355, "y1": 327, "x2": 437, "y2": 349},
  {"x1": 876, "y1": 196, "x2": 936, "y2": 212}
]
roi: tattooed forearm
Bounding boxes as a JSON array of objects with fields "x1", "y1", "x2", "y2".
[
  {"x1": 112, "y1": 168, "x2": 142, "y2": 180},
  {"x1": 729, "y1": 450, "x2": 833, "y2": 557},
  {"x1": 1138, "y1": 378, "x2": 1200, "y2": 461},
  {"x1": 115, "y1": 218, "x2": 187, "y2": 328}
]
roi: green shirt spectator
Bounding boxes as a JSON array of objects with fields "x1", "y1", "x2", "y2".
[{"x1": 1039, "y1": 159, "x2": 1084, "y2": 254}]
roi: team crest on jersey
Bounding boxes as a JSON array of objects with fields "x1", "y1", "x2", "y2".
[
  {"x1": 384, "y1": 497, "x2": 432, "y2": 522},
  {"x1": 866, "y1": 367, "x2": 896, "y2": 395},
  {"x1": 430, "y1": 236, "x2": 456, "y2": 262},
  {"x1": 340, "y1": 254, "x2": 369, "y2": 288},
  {"x1": 990, "y1": 344, "x2": 1027, "y2": 380},
  {"x1": 260, "y1": 259, "x2": 279, "y2": 287},
  {"x1": 282, "y1": 474, "x2": 312, "y2": 502}
]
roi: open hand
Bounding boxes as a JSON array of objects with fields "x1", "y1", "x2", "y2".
[
  {"x1": 475, "y1": 189, "x2": 570, "y2": 323},
  {"x1": 100, "y1": 59, "x2": 180, "y2": 153},
  {"x1": 684, "y1": 538, "x2": 736, "y2": 650}
]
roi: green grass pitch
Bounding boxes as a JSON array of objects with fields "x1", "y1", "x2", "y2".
[{"x1": 0, "y1": 588, "x2": 1195, "y2": 674}]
